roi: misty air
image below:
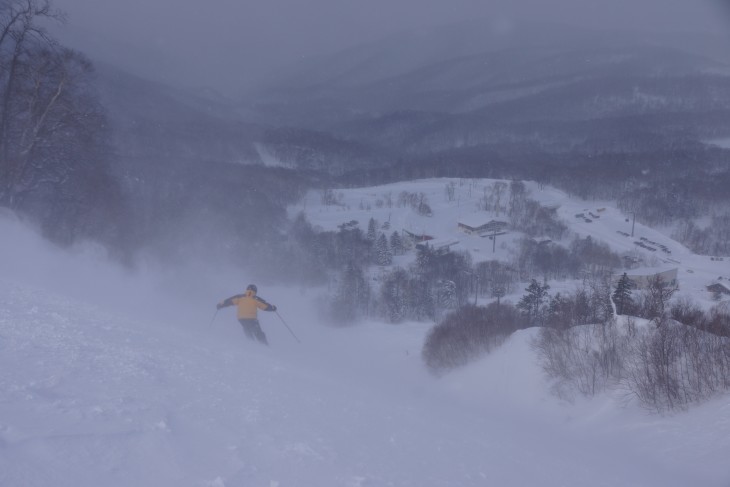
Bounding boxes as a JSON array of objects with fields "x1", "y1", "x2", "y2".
[{"x1": 1, "y1": 0, "x2": 730, "y2": 486}]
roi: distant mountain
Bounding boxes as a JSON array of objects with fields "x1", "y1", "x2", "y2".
[
  {"x1": 352, "y1": 45, "x2": 728, "y2": 113},
  {"x1": 95, "y1": 64, "x2": 376, "y2": 174},
  {"x1": 93, "y1": 20, "x2": 730, "y2": 172},
  {"x1": 259, "y1": 19, "x2": 729, "y2": 94},
  {"x1": 91, "y1": 63, "x2": 383, "y2": 263},
  {"x1": 86, "y1": 18, "x2": 730, "y2": 188},
  {"x1": 95, "y1": 64, "x2": 262, "y2": 167},
  {"x1": 83, "y1": 21, "x2": 730, "y2": 264},
  {"x1": 244, "y1": 21, "x2": 730, "y2": 158}
]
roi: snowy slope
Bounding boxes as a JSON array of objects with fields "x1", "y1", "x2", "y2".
[
  {"x1": 291, "y1": 179, "x2": 526, "y2": 265},
  {"x1": 295, "y1": 178, "x2": 730, "y2": 308},
  {"x1": 2, "y1": 205, "x2": 730, "y2": 486}
]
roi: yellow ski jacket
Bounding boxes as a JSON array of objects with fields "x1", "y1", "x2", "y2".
[{"x1": 218, "y1": 289, "x2": 276, "y2": 320}]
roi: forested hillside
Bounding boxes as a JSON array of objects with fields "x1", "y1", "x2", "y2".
[{"x1": 3, "y1": 5, "x2": 730, "y2": 266}]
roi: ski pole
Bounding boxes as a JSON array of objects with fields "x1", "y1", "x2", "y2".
[
  {"x1": 208, "y1": 309, "x2": 219, "y2": 328},
  {"x1": 275, "y1": 310, "x2": 301, "y2": 343}
]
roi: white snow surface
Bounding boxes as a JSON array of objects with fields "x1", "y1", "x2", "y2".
[
  {"x1": 294, "y1": 178, "x2": 730, "y2": 308},
  {"x1": 2, "y1": 187, "x2": 730, "y2": 486},
  {"x1": 705, "y1": 138, "x2": 730, "y2": 149}
]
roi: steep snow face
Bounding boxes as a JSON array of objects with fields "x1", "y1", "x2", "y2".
[{"x1": 1, "y1": 206, "x2": 729, "y2": 487}]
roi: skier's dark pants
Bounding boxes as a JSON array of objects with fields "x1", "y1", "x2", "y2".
[{"x1": 238, "y1": 318, "x2": 268, "y2": 345}]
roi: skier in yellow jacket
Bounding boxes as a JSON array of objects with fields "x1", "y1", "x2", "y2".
[{"x1": 217, "y1": 284, "x2": 277, "y2": 345}]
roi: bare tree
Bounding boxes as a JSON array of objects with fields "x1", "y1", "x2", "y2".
[
  {"x1": 643, "y1": 274, "x2": 679, "y2": 321},
  {"x1": 492, "y1": 181, "x2": 506, "y2": 217},
  {"x1": 0, "y1": 0, "x2": 63, "y2": 164},
  {"x1": 0, "y1": 1, "x2": 122, "y2": 247},
  {"x1": 444, "y1": 181, "x2": 456, "y2": 202}
]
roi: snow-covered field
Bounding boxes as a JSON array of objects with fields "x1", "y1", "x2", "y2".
[
  {"x1": 705, "y1": 138, "x2": 730, "y2": 150},
  {"x1": 2, "y1": 182, "x2": 730, "y2": 487},
  {"x1": 295, "y1": 178, "x2": 730, "y2": 308}
]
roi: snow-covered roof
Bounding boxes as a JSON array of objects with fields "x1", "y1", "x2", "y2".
[
  {"x1": 707, "y1": 281, "x2": 730, "y2": 292},
  {"x1": 457, "y1": 214, "x2": 491, "y2": 228},
  {"x1": 458, "y1": 214, "x2": 506, "y2": 229},
  {"x1": 418, "y1": 237, "x2": 460, "y2": 249},
  {"x1": 531, "y1": 236, "x2": 552, "y2": 244}
]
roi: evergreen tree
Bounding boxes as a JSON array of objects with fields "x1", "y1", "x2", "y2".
[
  {"x1": 331, "y1": 261, "x2": 370, "y2": 323},
  {"x1": 409, "y1": 277, "x2": 435, "y2": 320},
  {"x1": 491, "y1": 285, "x2": 506, "y2": 305},
  {"x1": 376, "y1": 232, "x2": 392, "y2": 266},
  {"x1": 389, "y1": 230, "x2": 403, "y2": 256},
  {"x1": 546, "y1": 292, "x2": 572, "y2": 328},
  {"x1": 612, "y1": 273, "x2": 635, "y2": 315},
  {"x1": 517, "y1": 279, "x2": 550, "y2": 325},
  {"x1": 366, "y1": 217, "x2": 377, "y2": 242},
  {"x1": 437, "y1": 279, "x2": 457, "y2": 309},
  {"x1": 381, "y1": 268, "x2": 408, "y2": 323},
  {"x1": 416, "y1": 246, "x2": 435, "y2": 277},
  {"x1": 508, "y1": 180, "x2": 527, "y2": 218},
  {"x1": 335, "y1": 220, "x2": 368, "y2": 267}
]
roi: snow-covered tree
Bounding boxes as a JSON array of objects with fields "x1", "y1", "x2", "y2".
[
  {"x1": 366, "y1": 217, "x2": 377, "y2": 242},
  {"x1": 508, "y1": 180, "x2": 527, "y2": 218},
  {"x1": 381, "y1": 268, "x2": 408, "y2": 323},
  {"x1": 415, "y1": 246, "x2": 434, "y2": 276},
  {"x1": 642, "y1": 274, "x2": 678, "y2": 320},
  {"x1": 409, "y1": 277, "x2": 435, "y2": 320},
  {"x1": 389, "y1": 230, "x2": 403, "y2": 256},
  {"x1": 437, "y1": 279, "x2": 457, "y2": 309},
  {"x1": 331, "y1": 261, "x2": 370, "y2": 323},
  {"x1": 376, "y1": 232, "x2": 392, "y2": 266}
]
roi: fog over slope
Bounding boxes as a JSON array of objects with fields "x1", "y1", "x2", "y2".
[
  {"x1": 54, "y1": 0, "x2": 728, "y2": 96},
  {"x1": 1, "y1": 211, "x2": 729, "y2": 486}
]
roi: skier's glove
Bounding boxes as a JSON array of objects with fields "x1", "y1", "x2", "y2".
[
  {"x1": 270, "y1": 305, "x2": 277, "y2": 312},
  {"x1": 216, "y1": 303, "x2": 224, "y2": 310}
]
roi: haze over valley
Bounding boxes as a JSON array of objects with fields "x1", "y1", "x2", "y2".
[{"x1": 2, "y1": 1, "x2": 730, "y2": 485}]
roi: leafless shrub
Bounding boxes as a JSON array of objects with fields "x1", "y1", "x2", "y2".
[
  {"x1": 535, "y1": 305, "x2": 730, "y2": 411},
  {"x1": 422, "y1": 303, "x2": 525, "y2": 374},
  {"x1": 637, "y1": 274, "x2": 678, "y2": 319},
  {"x1": 625, "y1": 318, "x2": 730, "y2": 412},
  {"x1": 707, "y1": 302, "x2": 730, "y2": 338},
  {"x1": 670, "y1": 297, "x2": 707, "y2": 329},
  {"x1": 532, "y1": 319, "x2": 630, "y2": 400},
  {"x1": 624, "y1": 315, "x2": 637, "y2": 338}
]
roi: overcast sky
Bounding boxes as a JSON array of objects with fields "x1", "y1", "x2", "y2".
[{"x1": 54, "y1": 0, "x2": 730, "y2": 97}]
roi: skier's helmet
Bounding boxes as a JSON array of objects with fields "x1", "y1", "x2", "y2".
[{"x1": 246, "y1": 284, "x2": 258, "y2": 293}]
